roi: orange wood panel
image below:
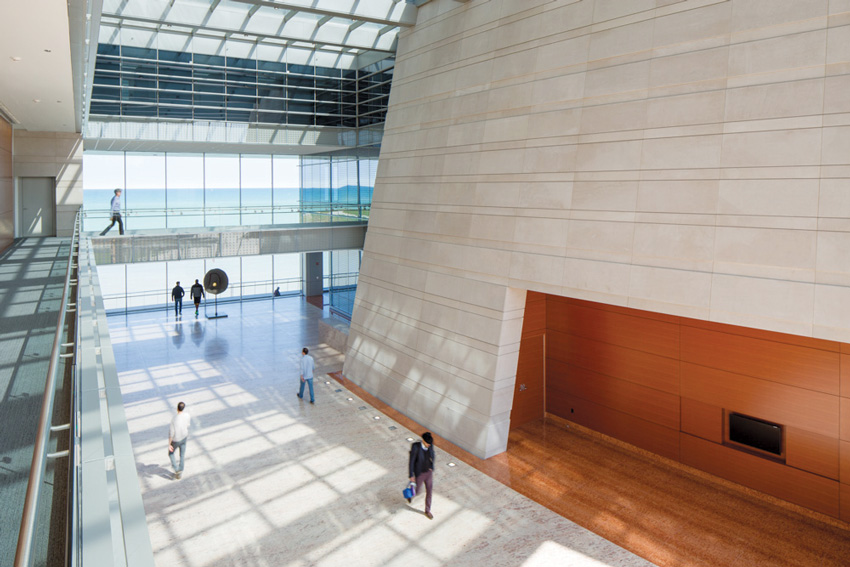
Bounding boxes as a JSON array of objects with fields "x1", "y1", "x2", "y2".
[
  {"x1": 785, "y1": 427, "x2": 839, "y2": 480},
  {"x1": 680, "y1": 362, "x2": 839, "y2": 438},
  {"x1": 681, "y1": 317, "x2": 841, "y2": 352},
  {"x1": 842, "y1": 485, "x2": 850, "y2": 523},
  {"x1": 547, "y1": 330, "x2": 679, "y2": 395},
  {"x1": 842, "y1": 398, "x2": 850, "y2": 441},
  {"x1": 842, "y1": 354, "x2": 850, "y2": 398},
  {"x1": 548, "y1": 393, "x2": 680, "y2": 460},
  {"x1": 522, "y1": 294, "x2": 546, "y2": 336},
  {"x1": 680, "y1": 397, "x2": 722, "y2": 443},
  {"x1": 546, "y1": 299, "x2": 680, "y2": 359},
  {"x1": 547, "y1": 361, "x2": 680, "y2": 430},
  {"x1": 840, "y1": 440, "x2": 850, "y2": 485},
  {"x1": 680, "y1": 326, "x2": 840, "y2": 395},
  {"x1": 680, "y1": 433, "x2": 840, "y2": 518},
  {"x1": 511, "y1": 333, "x2": 545, "y2": 429}
]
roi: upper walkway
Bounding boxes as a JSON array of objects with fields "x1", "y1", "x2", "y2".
[
  {"x1": 89, "y1": 222, "x2": 367, "y2": 265},
  {"x1": 0, "y1": 238, "x2": 71, "y2": 566}
]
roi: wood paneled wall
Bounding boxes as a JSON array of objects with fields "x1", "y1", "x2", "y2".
[
  {"x1": 538, "y1": 295, "x2": 850, "y2": 521},
  {"x1": 510, "y1": 292, "x2": 546, "y2": 429}
]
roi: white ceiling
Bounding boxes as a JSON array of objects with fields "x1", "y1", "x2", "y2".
[{"x1": 0, "y1": 0, "x2": 78, "y2": 132}]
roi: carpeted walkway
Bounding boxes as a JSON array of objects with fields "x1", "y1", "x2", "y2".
[{"x1": 0, "y1": 238, "x2": 71, "y2": 566}]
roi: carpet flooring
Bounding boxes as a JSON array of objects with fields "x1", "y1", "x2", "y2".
[{"x1": 0, "y1": 238, "x2": 71, "y2": 566}]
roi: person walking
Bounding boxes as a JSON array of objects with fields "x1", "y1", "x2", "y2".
[
  {"x1": 190, "y1": 279, "x2": 205, "y2": 317},
  {"x1": 297, "y1": 347, "x2": 315, "y2": 403},
  {"x1": 168, "y1": 401, "x2": 191, "y2": 480},
  {"x1": 408, "y1": 432, "x2": 436, "y2": 519},
  {"x1": 99, "y1": 188, "x2": 124, "y2": 236},
  {"x1": 171, "y1": 281, "x2": 185, "y2": 317}
]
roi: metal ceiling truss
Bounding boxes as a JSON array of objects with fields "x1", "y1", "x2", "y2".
[{"x1": 100, "y1": 14, "x2": 393, "y2": 56}]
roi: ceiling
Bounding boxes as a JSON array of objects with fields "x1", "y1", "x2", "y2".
[
  {"x1": 0, "y1": 0, "x2": 78, "y2": 132},
  {"x1": 0, "y1": 0, "x2": 423, "y2": 135}
]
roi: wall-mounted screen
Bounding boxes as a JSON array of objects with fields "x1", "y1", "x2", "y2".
[{"x1": 728, "y1": 412, "x2": 783, "y2": 456}]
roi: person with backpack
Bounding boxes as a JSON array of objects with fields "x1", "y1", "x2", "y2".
[{"x1": 190, "y1": 279, "x2": 205, "y2": 316}]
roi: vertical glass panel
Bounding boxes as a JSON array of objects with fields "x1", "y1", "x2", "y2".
[
  {"x1": 126, "y1": 262, "x2": 167, "y2": 311},
  {"x1": 240, "y1": 155, "x2": 272, "y2": 225},
  {"x1": 97, "y1": 264, "x2": 127, "y2": 313},
  {"x1": 125, "y1": 152, "x2": 166, "y2": 230},
  {"x1": 240, "y1": 256, "x2": 273, "y2": 299},
  {"x1": 332, "y1": 158, "x2": 358, "y2": 223},
  {"x1": 205, "y1": 257, "x2": 241, "y2": 301},
  {"x1": 166, "y1": 154, "x2": 205, "y2": 228},
  {"x1": 360, "y1": 158, "x2": 377, "y2": 219},
  {"x1": 83, "y1": 152, "x2": 125, "y2": 232},
  {"x1": 273, "y1": 253, "x2": 302, "y2": 295},
  {"x1": 301, "y1": 157, "x2": 331, "y2": 223},
  {"x1": 329, "y1": 250, "x2": 359, "y2": 318},
  {"x1": 272, "y1": 156, "x2": 300, "y2": 224},
  {"x1": 204, "y1": 155, "x2": 240, "y2": 227}
]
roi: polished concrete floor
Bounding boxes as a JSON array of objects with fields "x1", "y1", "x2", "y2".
[{"x1": 109, "y1": 297, "x2": 651, "y2": 567}]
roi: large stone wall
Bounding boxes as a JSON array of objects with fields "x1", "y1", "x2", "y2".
[
  {"x1": 0, "y1": 118, "x2": 12, "y2": 251},
  {"x1": 344, "y1": 0, "x2": 850, "y2": 457}
]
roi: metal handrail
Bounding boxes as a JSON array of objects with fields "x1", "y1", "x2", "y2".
[{"x1": 14, "y1": 214, "x2": 80, "y2": 567}]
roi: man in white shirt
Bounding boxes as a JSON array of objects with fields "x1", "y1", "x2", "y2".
[
  {"x1": 168, "y1": 401, "x2": 191, "y2": 479},
  {"x1": 297, "y1": 347, "x2": 316, "y2": 403}
]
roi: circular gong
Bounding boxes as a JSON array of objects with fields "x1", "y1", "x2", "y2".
[{"x1": 203, "y1": 268, "x2": 229, "y2": 295}]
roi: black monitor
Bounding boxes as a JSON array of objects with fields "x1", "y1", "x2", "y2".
[{"x1": 728, "y1": 412, "x2": 783, "y2": 456}]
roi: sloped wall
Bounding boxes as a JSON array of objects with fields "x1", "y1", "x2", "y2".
[{"x1": 345, "y1": 0, "x2": 850, "y2": 457}]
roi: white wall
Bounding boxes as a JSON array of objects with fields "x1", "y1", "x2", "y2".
[
  {"x1": 344, "y1": 0, "x2": 850, "y2": 457},
  {"x1": 14, "y1": 130, "x2": 83, "y2": 236}
]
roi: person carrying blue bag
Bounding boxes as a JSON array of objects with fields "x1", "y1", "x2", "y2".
[{"x1": 406, "y1": 432, "x2": 435, "y2": 519}]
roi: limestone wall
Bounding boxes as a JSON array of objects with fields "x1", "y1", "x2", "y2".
[
  {"x1": 344, "y1": 0, "x2": 850, "y2": 457},
  {"x1": 13, "y1": 131, "x2": 83, "y2": 237}
]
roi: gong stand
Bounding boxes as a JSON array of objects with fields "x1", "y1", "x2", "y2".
[{"x1": 203, "y1": 268, "x2": 229, "y2": 320}]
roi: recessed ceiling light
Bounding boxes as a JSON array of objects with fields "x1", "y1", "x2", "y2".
[
  {"x1": 10, "y1": 56, "x2": 21, "y2": 62},
  {"x1": 33, "y1": 99, "x2": 41, "y2": 103}
]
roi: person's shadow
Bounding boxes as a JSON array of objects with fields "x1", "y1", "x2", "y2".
[
  {"x1": 172, "y1": 322, "x2": 185, "y2": 349},
  {"x1": 137, "y1": 462, "x2": 173, "y2": 480}
]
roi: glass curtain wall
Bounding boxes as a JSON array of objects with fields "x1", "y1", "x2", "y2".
[
  {"x1": 98, "y1": 254, "x2": 303, "y2": 314},
  {"x1": 300, "y1": 156, "x2": 376, "y2": 223},
  {"x1": 327, "y1": 250, "x2": 361, "y2": 319},
  {"x1": 91, "y1": 44, "x2": 392, "y2": 127},
  {"x1": 82, "y1": 151, "x2": 374, "y2": 231}
]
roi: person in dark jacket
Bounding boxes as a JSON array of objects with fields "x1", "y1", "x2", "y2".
[
  {"x1": 408, "y1": 431, "x2": 436, "y2": 519},
  {"x1": 190, "y1": 279, "x2": 205, "y2": 317},
  {"x1": 171, "y1": 282, "x2": 184, "y2": 317}
]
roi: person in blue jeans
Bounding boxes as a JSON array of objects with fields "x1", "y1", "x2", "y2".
[
  {"x1": 99, "y1": 188, "x2": 124, "y2": 236},
  {"x1": 171, "y1": 282, "x2": 184, "y2": 317},
  {"x1": 297, "y1": 347, "x2": 315, "y2": 403},
  {"x1": 168, "y1": 401, "x2": 191, "y2": 480}
]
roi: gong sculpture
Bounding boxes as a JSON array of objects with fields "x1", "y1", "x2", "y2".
[{"x1": 203, "y1": 268, "x2": 229, "y2": 319}]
